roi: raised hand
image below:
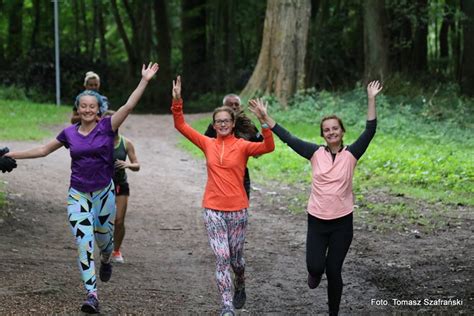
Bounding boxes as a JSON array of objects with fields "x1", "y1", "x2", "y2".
[
  {"x1": 172, "y1": 76, "x2": 182, "y2": 100},
  {"x1": 248, "y1": 98, "x2": 268, "y2": 121},
  {"x1": 142, "y1": 62, "x2": 159, "y2": 81},
  {"x1": 367, "y1": 80, "x2": 383, "y2": 98}
]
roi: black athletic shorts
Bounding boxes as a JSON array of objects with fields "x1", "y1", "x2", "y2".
[{"x1": 114, "y1": 182, "x2": 130, "y2": 196}]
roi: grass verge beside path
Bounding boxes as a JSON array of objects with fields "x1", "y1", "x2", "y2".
[
  {"x1": 0, "y1": 100, "x2": 70, "y2": 207},
  {"x1": 0, "y1": 100, "x2": 70, "y2": 140}
]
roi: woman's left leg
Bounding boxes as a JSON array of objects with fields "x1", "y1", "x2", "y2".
[
  {"x1": 92, "y1": 181, "x2": 116, "y2": 271},
  {"x1": 228, "y1": 209, "x2": 248, "y2": 289},
  {"x1": 325, "y1": 214, "x2": 353, "y2": 315},
  {"x1": 113, "y1": 195, "x2": 128, "y2": 252},
  {"x1": 203, "y1": 209, "x2": 233, "y2": 311}
]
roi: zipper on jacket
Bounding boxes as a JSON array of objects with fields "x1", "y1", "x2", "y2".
[{"x1": 220, "y1": 140, "x2": 225, "y2": 165}]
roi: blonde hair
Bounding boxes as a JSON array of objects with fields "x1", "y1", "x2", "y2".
[{"x1": 84, "y1": 71, "x2": 100, "y2": 86}]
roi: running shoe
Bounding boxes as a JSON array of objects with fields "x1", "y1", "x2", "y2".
[
  {"x1": 111, "y1": 250, "x2": 125, "y2": 263},
  {"x1": 233, "y1": 286, "x2": 246, "y2": 309},
  {"x1": 220, "y1": 307, "x2": 235, "y2": 316},
  {"x1": 308, "y1": 273, "x2": 321, "y2": 289},
  {"x1": 99, "y1": 261, "x2": 113, "y2": 282},
  {"x1": 81, "y1": 293, "x2": 99, "y2": 314}
]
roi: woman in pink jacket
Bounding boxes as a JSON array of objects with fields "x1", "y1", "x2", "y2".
[{"x1": 249, "y1": 81, "x2": 383, "y2": 316}]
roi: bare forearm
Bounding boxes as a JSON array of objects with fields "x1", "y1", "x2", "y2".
[
  {"x1": 8, "y1": 147, "x2": 48, "y2": 159},
  {"x1": 127, "y1": 163, "x2": 140, "y2": 171},
  {"x1": 261, "y1": 115, "x2": 276, "y2": 128},
  {"x1": 124, "y1": 79, "x2": 150, "y2": 111},
  {"x1": 367, "y1": 96, "x2": 376, "y2": 120}
]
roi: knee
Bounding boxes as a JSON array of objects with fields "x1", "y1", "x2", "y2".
[
  {"x1": 215, "y1": 255, "x2": 231, "y2": 271},
  {"x1": 307, "y1": 258, "x2": 325, "y2": 277},
  {"x1": 115, "y1": 216, "x2": 125, "y2": 228}
]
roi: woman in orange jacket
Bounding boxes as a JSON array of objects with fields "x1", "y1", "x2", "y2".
[{"x1": 171, "y1": 76, "x2": 275, "y2": 316}]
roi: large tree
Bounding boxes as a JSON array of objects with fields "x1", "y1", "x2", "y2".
[
  {"x1": 241, "y1": 0, "x2": 311, "y2": 106},
  {"x1": 6, "y1": 0, "x2": 24, "y2": 63},
  {"x1": 363, "y1": 0, "x2": 389, "y2": 81},
  {"x1": 182, "y1": 0, "x2": 207, "y2": 99},
  {"x1": 460, "y1": 0, "x2": 474, "y2": 96},
  {"x1": 154, "y1": 0, "x2": 172, "y2": 110}
]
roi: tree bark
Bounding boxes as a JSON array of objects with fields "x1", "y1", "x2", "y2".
[
  {"x1": 7, "y1": 0, "x2": 24, "y2": 62},
  {"x1": 72, "y1": 0, "x2": 80, "y2": 55},
  {"x1": 0, "y1": 0, "x2": 4, "y2": 67},
  {"x1": 97, "y1": 0, "x2": 108, "y2": 65},
  {"x1": 182, "y1": 0, "x2": 207, "y2": 98},
  {"x1": 154, "y1": 0, "x2": 173, "y2": 110},
  {"x1": 110, "y1": 0, "x2": 138, "y2": 74},
  {"x1": 460, "y1": 0, "x2": 474, "y2": 96},
  {"x1": 363, "y1": 0, "x2": 389, "y2": 82},
  {"x1": 30, "y1": 0, "x2": 40, "y2": 50},
  {"x1": 241, "y1": 0, "x2": 311, "y2": 106},
  {"x1": 411, "y1": 0, "x2": 428, "y2": 71}
]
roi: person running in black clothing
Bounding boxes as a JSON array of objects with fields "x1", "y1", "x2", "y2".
[
  {"x1": 204, "y1": 94, "x2": 263, "y2": 200},
  {"x1": 249, "y1": 81, "x2": 383, "y2": 316}
]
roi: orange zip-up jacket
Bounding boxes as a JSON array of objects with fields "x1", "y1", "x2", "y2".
[{"x1": 172, "y1": 98, "x2": 275, "y2": 211}]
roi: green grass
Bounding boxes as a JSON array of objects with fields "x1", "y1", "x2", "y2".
[
  {"x1": 0, "y1": 100, "x2": 70, "y2": 140},
  {"x1": 179, "y1": 88, "x2": 474, "y2": 207}
]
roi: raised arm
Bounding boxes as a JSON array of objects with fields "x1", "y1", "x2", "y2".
[
  {"x1": 111, "y1": 62, "x2": 159, "y2": 131},
  {"x1": 171, "y1": 76, "x2": 208, "y2": 151},
  {"x1": 366, "y1": 80, "x2": 382, "y2": 120},
  {"x1": 348, "y1": 80, "x2": 383, "y2": 159},
  {"x1": 248, "y1": 99, "x2": 318, "y2": 160},
  {"x1": 5, "y1": 139, "x2": 63, "y2": 159}
]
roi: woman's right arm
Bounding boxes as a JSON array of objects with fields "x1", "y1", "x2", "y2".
[
  {"x1": 248, "y1": 99, "x2": 318, "y2": 160},
  {"x1": 5, "y1": 139, "x2": 63, "y2": 159},
  {"x1": 171, "y1": 76, "x2": 207, "y2": 150}
]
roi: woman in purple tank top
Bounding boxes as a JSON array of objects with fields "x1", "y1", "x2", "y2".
[{"x1": 5, "y1": 63, "x2": 158, "y2": 314}]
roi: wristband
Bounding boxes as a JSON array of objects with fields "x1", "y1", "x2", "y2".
[{"x1": 261, "y1": 123, "x2": 269, "y2": 129}]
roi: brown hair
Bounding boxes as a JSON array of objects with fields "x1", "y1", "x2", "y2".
[
  {"x1": 320, "y1": 115, "x2": 345, "y2": 137},
  {"x1": 212, "y1": 106, "x2": 235, "y2": 123}
]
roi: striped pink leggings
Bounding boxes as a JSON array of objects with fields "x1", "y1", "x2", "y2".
[{"x1": 203, "y1": 208, "x2": 248, "y2": 309}]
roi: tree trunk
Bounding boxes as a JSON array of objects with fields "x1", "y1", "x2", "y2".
[
  {"x1": 7, "y1": 0, "x2": 24, "y2": 62},
  {"x1": 182, "y1": 0, "x2": 207, "y2": 98},
  {"x1": 241, "y1": 0, "x2": 311, "y2": 106},
  {"x1": 305, "y1": 0, "x2": 322, "y2": 88},
  {"x1": 30, "y1": 0, "x2": 40, "y2": 50},
  {"x1": 460, "y1": 0, "x2": 474, "y2": 96},
  {"x1": 363, "y1": 0, "x2": 389, "y2": 82},
  {"x1": 72, "y1": 0, "x2": 80, "y2": 55},
  {"x1": 97, "y1": 0, "x2": 108, "y2": 65},
  {"x1": 79, "y1": 0, "x2": 91, "y2": 59},
  {"x1": 0, "y1": 0, "x2": 4, "y2": 67},
  {"x1": 110, "y1": 0, "x2": 138, "y2": 74},
  {"x1": 411, "y1": 0, "x2": 428, "y2": 71},
  {"x1": 154, "y1": 0, "x2": 173, "y2": 110}
]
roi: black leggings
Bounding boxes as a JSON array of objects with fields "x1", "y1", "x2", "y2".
[{"x1": 306, "y1": 212, "x2": 353, "y2": 314}]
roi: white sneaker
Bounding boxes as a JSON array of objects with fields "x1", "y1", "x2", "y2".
[{"x1": 111, "y1": 251, "x2": 124, "y2": 263}]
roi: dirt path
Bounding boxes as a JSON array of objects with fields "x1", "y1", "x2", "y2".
[{"x1": 0, "y1": 114, "x2": 472, "y2": 315}]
